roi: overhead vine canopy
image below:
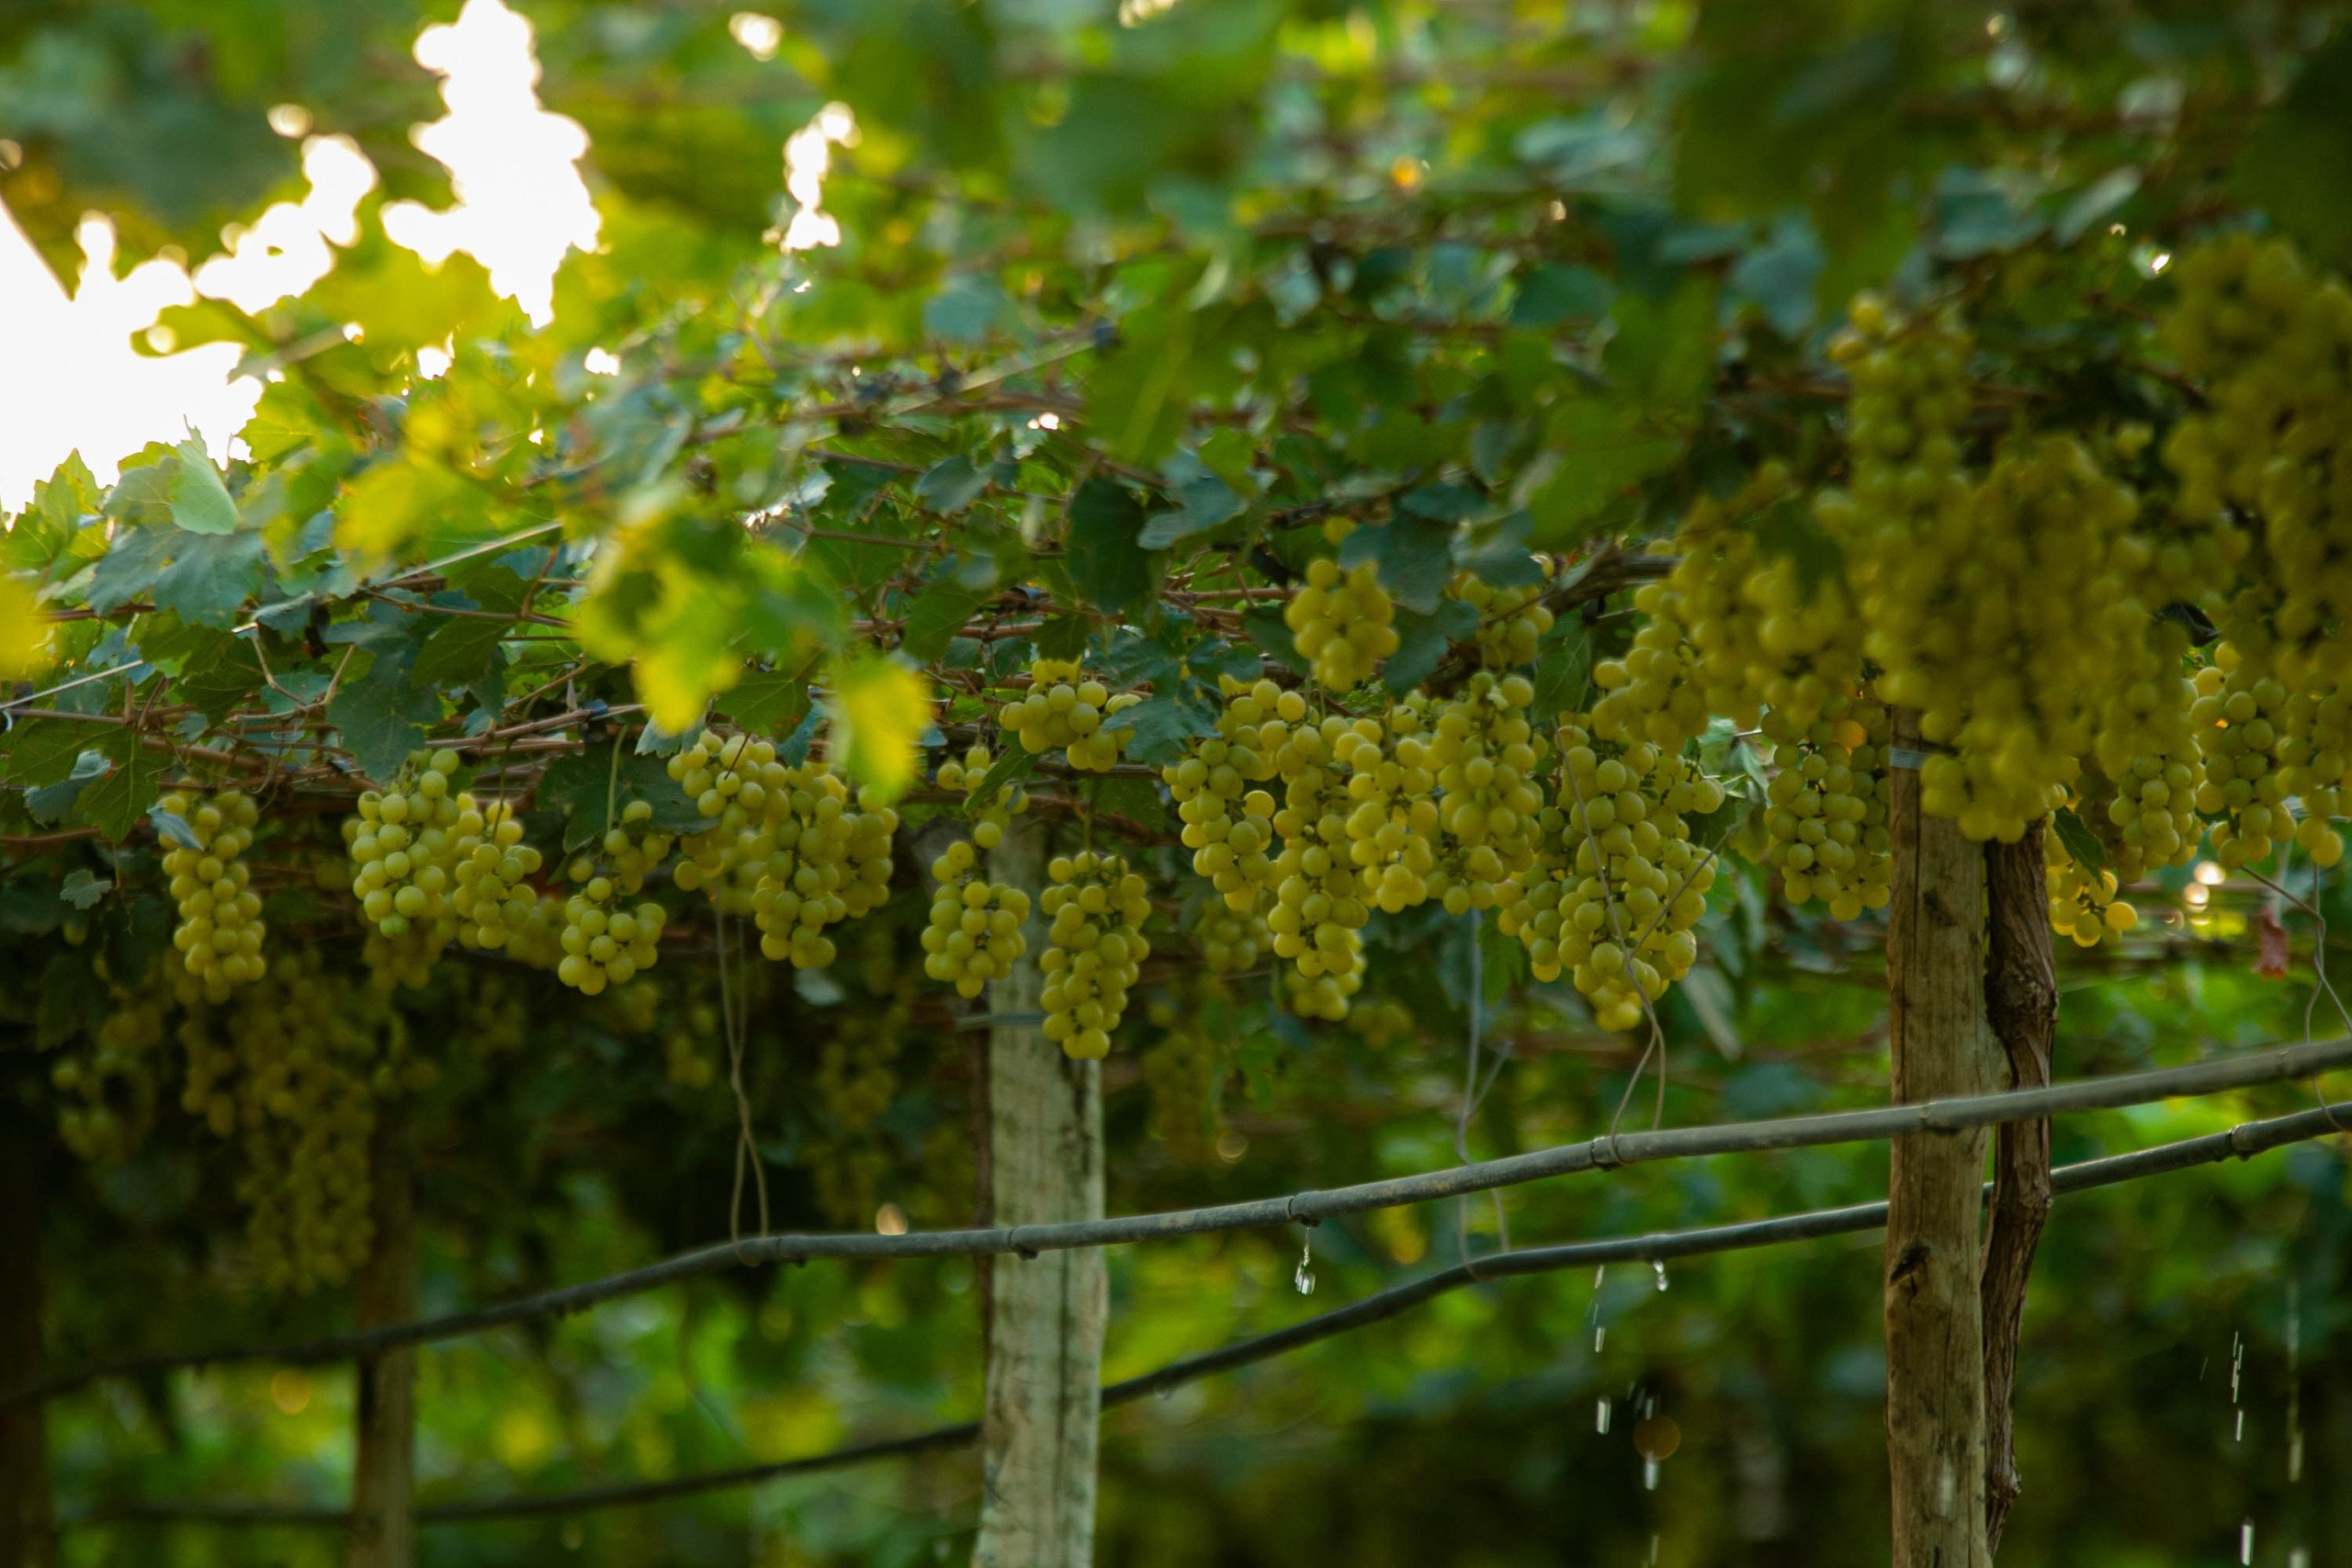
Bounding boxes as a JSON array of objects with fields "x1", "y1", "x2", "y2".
[{"x1": 8, "y1": 0, "x2": 2352, "y2": 1560}]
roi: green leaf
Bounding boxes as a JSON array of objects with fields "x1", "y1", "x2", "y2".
[
  {"x1": 1529, "y1": 620, "x2": 1594, "y2": 721},
  {"x1": 173, "y1": 633, "x2": 266, "y2": 723},
  {"x1": 1728, "y1": 214, "x2": 1825, "y2": 339},
  {"x1": 899, "y1": 578, "x2": 990, "y2": 664},
  {"x1": 1136, "y1": 476, "x2": 1244, "y2": 550},
  {"x1": 1340, "y1": 515, "x2": 1455, "y2": 616},
  {"x1": 1102, "y1": 692, "x2": 1216, "y2": 765},
  {"x1": 537, "y1": 751, "x2": 707, "y2": 849},
  {"x1": 915, "y1": 456, "x2": 989, "y2": 515},
  {"x1": 147, "y1": 803, "x2": 203, "y2": 851},
  {"x1": 167, "y1": 439, "x2": 240, "y2": 535},
  {"x1": 1241, "y1": 607, "x2": 1307, "y2": 675},
  {"x1": 0, "y1": 717, "x2": 130, "y2": 789},
  {"x1": 1384, "y1": 600, "x2": 1479, "y2": 694},
  {"x1": 1510, "y1": 265, "x2": 1613, "y2": 328},
  {"x1": 2235, "y1": 31, "x2": 2352, "y2": 264},
  {"x1": 411, "y1": 615, "x2": 509, "y2": 689},
  {"x1": 76, "y1": 747, "x2": 166, "y2": 843},
  {"x1": 923, "y1": 275, "x2": 1012, "y2": 343},
  {"x1": 718, "y1": 668, "x2": 813, "y2": 736},
  {"x1": 151, "y1": 529, "x2": 267, "y2": 629},
  {"x1": 828, "y1": 656, "x2": 934, "y2": 800},
  {"x1": 2052, "y1": 807, "x2": 2107, "y2": 874},
  {"x1": 968, "y1": 743, "x2": 1039, "y2": 811},
  {"x1": 329, "y1": 653, "x2": 444, "y2": 785},
  {"x1": 60, "y1": 869, "x2": 113, "y2": 910},
  {"x1": 39, "y1": 954, "x2": 109, "y2": 1049},
  {"x1": 1064, "y1": 478, "x2": 1156, "y2": 615},
  {"x1": 1933, "y1": 167, "x2": 2045, "y2": 261}
]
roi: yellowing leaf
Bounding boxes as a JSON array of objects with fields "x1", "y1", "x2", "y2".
[
  {"x1": 335, "y1": 455, "x2": 475, "y2": 571},
  {"x1": 829, "y1": 657, "x2": 933, "y2": 801},
  {"x1": 0, "y1": 576, "x2": 53, "y2": 677}
]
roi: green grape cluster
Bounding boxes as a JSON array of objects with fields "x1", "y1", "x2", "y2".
[
  {"x1": 450, "y1": 798, "x2": 542, "y2": 950},
  {"x1": 1040, "y1": 851, "x2": 1152, "y2": 1059},
  {"x1": 1331, "y1": 698, "x2": 1441, "y2": 915},
  {"x1": 808, "y1": 990, "x2": 910, "y2": 1224},
  {"x1": 1758, "y1": 701, "x2": 1891, "y2": 919},
  {"x1": 2190, "y1": 647, "x2": 2297, "y2": 867},
  {"x1": 555, "y1": 799, "x2": 673, "y2": 994},
  {"x1": 2080, "y1": 643, "x2": 2207, "y2": 885},
  {"x1": 1164, "y1": 677, "x2": 1285, "y2": 913},
  {"x1": 670, "y1": 729, "x2": 787, "y2": 914},
  {"x1": 1001, "y1": 658, "x2": 1141, "y2": 772},
  {"x1": 1349, "y1": 995, "x2": 1418, "y2": 1049},
  {"x1": 179, "y1": 955, "x2": 416, "y2": 1293},
  {"x1": 1285, "y1": 540, "x2": 1400, "y2": 693},
  {"x1": 745, "y1": 761, "x2": 899, "y2": 969},
  {"x1": 1194, "y1": 901, "x2": 1271, "y2": 975},
  {"x1": 1451, "y1": 565, "x2": 1555, "y2": 669},
  {"x1": 345, "y1": 750, "x2": 468, "y2": 955},
  {"x1": 1266, "y1": 714, "x2": 1372, "y2": 1020},
  {"x1": 51, "y1": 984, "x2": 171, "y2": 1161},
  {"x1": 1499, "y1": 720, "x2": 1721, "y2": 1033},
  {"x1": 2046, "y1": 847, "x2": 2139, "y2": 950},
  {"x1": 1424, "y1": 672, "x2": 1544, "y2": 910},
  {"x1": 159, "y1": 788, "x2": 266, "y2": 1000},
  {"x1": 922, "y1": 747, "x2": 1034, "y2": 998},
  {"x1": 1139, "y1": 998, "x2": 1226, "y2": 1165}
]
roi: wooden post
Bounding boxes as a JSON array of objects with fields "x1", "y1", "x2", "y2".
[
  {"x1": 974, "y1": 818, "x2": 1105, "y2": 1568},
  {"x1": 1981, "y1": 823, "x2": 2057, "y2": 1554},
  {"x1": 1883, "y1": 711, "x2": 1998, "y2": 1568},
  {"x1": 348, "y1": 1120, "x2": 417, "y2": 1568},
  {"x1": 0, "y1": 1119, "x2": 52, "y2": 1568}
]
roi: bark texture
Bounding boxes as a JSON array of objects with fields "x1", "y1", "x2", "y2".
[
  {"x1": 1884, "y1": 712, "x2": 1999, "y2": 1568},
  {"x1": 1980, "y1": 823, "x2": 2058, "y2": 1555},
  {"x1": 348, "y1": 1122, "x2": 417, "y2": 1568},
  {"x1": 975, "y1": 818, "x2": 1105, "y2": 1568},
  {"x1": 0, "y1": 1122, "x2": 51, "y2": 1568}
]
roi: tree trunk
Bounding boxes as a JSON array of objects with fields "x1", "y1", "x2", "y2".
[
  {"x1": 0, "y1": 1122, "x2": 51, "y2": 1568},
  {"x1": 975, "y1": 818, "x2": 1105, "y2": 1568},
  {"x1": 1980, "y1": 823, "x2": 2057, "y2": 1554},
  {"x1": 1883, "y1": 711, "x2": 1998, "y2": 1568},
  {"x1": 348, "y1": 1119, "x2": 417, "y2": 1568}
]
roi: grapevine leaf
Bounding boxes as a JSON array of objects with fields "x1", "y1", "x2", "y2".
[
  {"x1": 39, "y1": 954, "x2": 110, "y2": 1049},
  {"x1": 1510, "y1": 264, "x2": 1613, "y2": 328},
  {"x1": 1528, "y1": 620, "x2": 1594, "y2": 721},
  {"x1": 173, "y1": 633, "x2": 267, "y2": 723},
  {"x1": 899, "y1": 578, "x2": 990, "y2": 663},
  {"x1": 2052, "y1": 807, "x2": 2107, "y2": 873},
  {"x1": 1240, "y1": 607, "x2": 1307, "y2": 675},
  {"x1": 411, "y1": 615, "x2": 509, "y2": 689},
  {"x1": 915, "y1": 456, "x2": 989, "y2": 515},
  {"x1": 1102, "y1": 692, "x2": 1216, "y2": 765},
  {"x1": 147, "y1": 803, "x2": 203, "y2": 851},
  {"x1": 150, "y1": 528, "x2": 267, "y2": 629},
  {"x1": 1136, "y1": 476, "x2": 1245, "y2": 550},
  {"x1": 537, "y1": 752, "x2": 705, "y2": 850},
  {"x1": 330, "y1": 654, "x2": 444, "y2": 785},
  {"x1": 1064, "y1": 479, "x2": 1156, "y2": 615},
  {"x1": 167, "y1": 439, "x2": 241, "y2": 535},
  {"x1": 1, "y1": 717, "x2": 131, "y2": 789},
  {"x1": 718, "y1": 668, "x2": 812, "y2": 736},
  {"x1": 968, "y1": 744, "x2": 1038, "y2": 810},
  {"x1": 829, "y1": 656, "x2": 934, "y2": 800},
  {"x1": 1385, "y1": 600, "x2": 1480, "y2": 695},
  {"x1": 60, "y1": 868, "x2": 114, "y2": 909},
  {"x1": 75, "y1": 746, "x2": 167, "y2": 843}
]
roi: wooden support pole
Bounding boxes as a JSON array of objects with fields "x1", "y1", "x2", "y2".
[
  {"x1": 1981, "y1": 821, "x2": 2057, "y2": 1554},
  {"x1": 1883, "y1": 712, "x2": 1998, "y2": 1568},
  {"x1": 348, "y1": 1121, "x2": 417, "y2": 1568},
  {"x1": 0, "y1": 1120, "x2": 51, "y2": 1568},
  {"x1": 975, "y1": 819, "x2": 1105, "y2": 1568}
]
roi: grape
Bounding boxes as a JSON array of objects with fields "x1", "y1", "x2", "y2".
[
  {"x1": 1423, "y1": 671, "x2": 1544, "y2": 913},
  {"x1": 743, "y1": 761, "x2": 899, "y2": 970},
  {"x1": 1284, "y1": 531, "x2": 1400, "y2": 693},
  {"x1": 1039, "y1": 850, "x2": 1152, "y2": 1059},
  {"x1": 554, "y1": 798, "x2": 673, "y2": 995},
  {"x1": 1331, "y1": 695, "x2": 1441, "y2": 915},
  {"x1": 1755, "y1": 700, "x2": 1891, "y2": 920},
  {"x1": 158, "y1": 788, "x2": 266, "y2": 1000},
  {"x1": 1000, "y1": 659, "x2": 1142, "y2": 772},
  {"x1": 1139, "y1": 1001, "x2": 1227, "y2": 1164},
  {"x1": 1194, "y1": 900, "x2": 1272, "y2": 976},
  {"x1": 1498, "y1": 717, "x2": 1721, "y2": 1032},
  {"x1": 921, "y1": 746, "x2": 1033, "y2": 998},
  {"x1": 1265, "y1": 713, "x2": 1372, "y2": 1020},
  {"x1": 449, "y1": 798, "x2": 543, "y2": 950},
  {"x1": 1164, "y1": 677, "x2": 1286, "y2": 913},
  {"x1": 2046, "y1": 847, "x2": 2138, "y2": 950},
  {"x1": 344, "y1": 749, "x2": 468, "y2": 972},
  {"x1": 1451, "y1": 564, "x2": 1555, "y2": 669},
  {"x1": 2190, "y1": 644, "x2": 2295, "y2": 869},
  {"x1": 51, "y1": 984, "x2": 171, "y2": 1162}
]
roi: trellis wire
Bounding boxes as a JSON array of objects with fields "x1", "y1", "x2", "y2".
[
  {"x1": 59, "y1": 1096, "x2": 2352, "y2": 1529},
  {"x1": 8, "y1": 1032, "x2": 2350, "y2": 1410}
]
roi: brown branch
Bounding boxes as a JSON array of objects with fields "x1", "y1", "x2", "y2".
[{"x1": 1981, "y1": 819, "x2": 2058, "y2": 1555}]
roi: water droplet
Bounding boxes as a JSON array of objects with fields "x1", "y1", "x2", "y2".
[
  {"x1": 1594, "y1": 1265, "x2": 1607, "y2": 1290},
  {"x1": 1594, "y1": 1325, "x2": 1607, "y2": 1353},
  {"x1": 2290, "y1": 1430, "x2": 2304, "y2": 1484},
  {"x1": 2235, "y1": 1409, "x2": 2245, "y2": 1443},
  {"x1": 1647, "y1": 1533, "x2": 1659, "y2": 1564},
  {"x1": 1596, "y1": 1398, "x2": 1611, "y2": 1434},
  {"x1": 1652, "y1": 1259, "x2": 1668, "y2": 1292},
  {"x1": 2290, "y1": 1547, "x2": 2311, "y2": 1568},
  {"x1": 2241, "y1": 1518, "x2": 2254, "y2": 1565},
  {"x1": 1644, "y1": 1457, "x2": 1659, "y2": 1491},
  {"x1": 1295, "y1": 1235, "x2": 1315, "y2": 1296}
]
